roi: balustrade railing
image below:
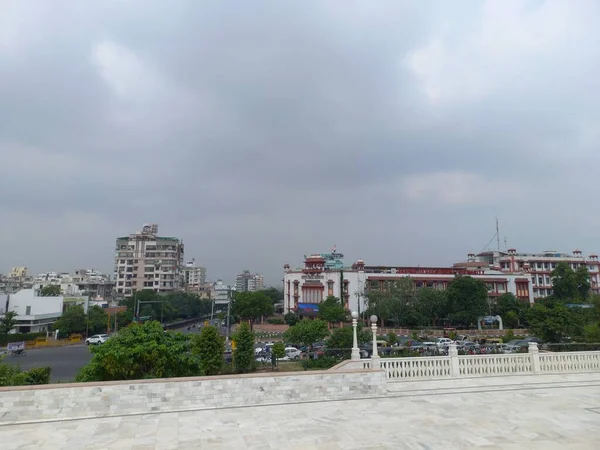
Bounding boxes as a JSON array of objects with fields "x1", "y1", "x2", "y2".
[
  {"x1": 362, "y1": 344, "x2": 600, "y2": 381},
  {"x1": 539, "y1": 351, "x2": 600, "y2": 373}
]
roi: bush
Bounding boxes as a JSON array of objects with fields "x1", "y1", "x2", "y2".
[
  {"x1": 301, "y1": 356, "x2": 340, "y2": 370},
  {"x1": 0, "y1": 333, "x2": 46, "y2": 346},
  {"x1": 267, "y1": 317, "x2": 285, "y2": 325},
  {"x1": 387, "y1": 332, "x2": 398, "y2": 346},
  {"x1": 75, "y1": 321, "x2": 201, "y2": 382},
  {"x1": 233, "y1": 322, "x2": 255, "y2": 373},
  {"x1": 502, "y1": 330, "x2": 515, "y2": 343},
  {"x1": 284, "y1": 312, "x2": 299, "y2": 326},
  {"x1": 24, "y1": 367, "x2": 51, "y2": 385},
  {"x1": 272, "y1": 342, "x2": 286, "y2": 359},
  {"x1": 191, "y1": 326, "x2": 225, "y2": 376}
]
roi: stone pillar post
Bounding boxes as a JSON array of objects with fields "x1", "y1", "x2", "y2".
[
  {"x1": 448, "y1": 343, "x2": 460, "y2": 377},
  {"x1": 351, "y1": 311, "x2": 360, "y2": 361},
  {"x1": 528, "y1": 341, "x2": 541, "y2": 374},
  {"x1": 370, "y1": 315, "x2": 380, "y2": 369}
]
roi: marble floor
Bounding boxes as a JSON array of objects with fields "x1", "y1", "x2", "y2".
[{"x1": 2, "y1": 373, "x2": 600, "y2": 449}]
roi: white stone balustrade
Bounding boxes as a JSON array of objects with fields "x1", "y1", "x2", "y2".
[{"x1": 334, "y1": 342, "x2": 600, "y2": 381}]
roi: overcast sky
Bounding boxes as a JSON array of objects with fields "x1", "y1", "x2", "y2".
[{"x1": 1, "y1": 0, "x2": 599, "y2": 286}]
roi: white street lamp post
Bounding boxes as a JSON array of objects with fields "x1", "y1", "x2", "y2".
[
  {"x1": 370, "y1": 314, "x2": 380, "y2": 369},
  {"x1": 351, "y1": 311, "x2": 360, "y2": 360}
]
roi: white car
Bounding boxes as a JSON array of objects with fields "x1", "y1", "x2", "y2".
[
  {"x1": 285, "y1": 347, "x2": 302, "y2": 360},
  {"x1": 86, "y1": 334, "x2": 109, "y2": 345},
  {"x1": 436, "y1": 338, "x2": 454, "y2": 348}
]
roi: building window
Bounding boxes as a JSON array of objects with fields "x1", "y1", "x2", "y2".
[{"x1": 25, "y1": 306, "x2": 31, "y2": 315}]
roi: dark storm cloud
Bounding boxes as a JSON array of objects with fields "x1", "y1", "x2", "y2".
[{"x1": 1, "y1": 0, "x2": 600, "y2": 283}]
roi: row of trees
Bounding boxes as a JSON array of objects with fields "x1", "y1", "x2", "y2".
[
  {"x1": 365, "y1": 275, "x2": 494, "y2": 328},
  {"x1": 75, "y1": 320, "x2": 257, "y2": 381}
]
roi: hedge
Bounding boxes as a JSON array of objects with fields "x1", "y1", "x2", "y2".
[{"x1": 0, "y1": 333, "x2": 46, "y2": 346}]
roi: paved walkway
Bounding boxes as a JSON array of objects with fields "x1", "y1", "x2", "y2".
[{"x1": 2, "y1": 373, "x2": 600, "y2": 449}]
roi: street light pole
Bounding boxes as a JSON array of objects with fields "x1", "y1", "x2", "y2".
[
  {"x1": 370, "y1": 314, "x2": 380, "y2": 369},
  {"x1": 351, "y1": 311, "x2": 360, "y2": 360},
  {"x1": 225, "y1": 287, "x2": 232, "y2": 343}
]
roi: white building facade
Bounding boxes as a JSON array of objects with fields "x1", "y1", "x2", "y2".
[
  {"x1": 283, "y1": 251, "x2": 534, "y2": 316},
  {"x1": 183, "y1": 259, "x2": 207, "y2": 288},
  {"x1": 0, "y1": 289, "x2": 88, "y2": 333},
  {"x1": 461, "y1": 249, "x2": 600, "y2": 300}
]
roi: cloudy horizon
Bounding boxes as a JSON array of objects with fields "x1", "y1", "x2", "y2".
[{"x1": 2, "y1": 0, "x2": 600, "y2": 286}]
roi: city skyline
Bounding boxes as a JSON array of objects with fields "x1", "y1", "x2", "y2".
[{"x1": 2, "y1": 1, "x2": 600, "y2": 286}]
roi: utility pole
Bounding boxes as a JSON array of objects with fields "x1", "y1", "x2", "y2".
[
  {"x1": 225, "y1": 286, "x2": 232, "y2": 343},
  {"x1": 496, "y1": 218, "x2": 500, "y2": 252}
]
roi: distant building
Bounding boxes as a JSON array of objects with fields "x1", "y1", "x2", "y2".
[
  {"x1": 114, "y1": 224, "x2": 184, "y2": 296},
  {"x1": 283, "y1": 249, "x2": 533, "y2": 316},
  {"x1": 0, "y1": 289, "x2": 88, "y2": 334},
  {"x1": 183, "y1": 259, "x2": 207, "y2": 289},
  {"x1": 32, "y1": 269, "x2": 114, "y2": 301},
  {"x1": 457, "y1": 249, "x2": 600, "y2": 300},
  {"x1": 8, "y1": 267, "x2": 27, "y2": 279},
  {"x1": 235, "y1": 270, "x2": 264, "y2": 292}
]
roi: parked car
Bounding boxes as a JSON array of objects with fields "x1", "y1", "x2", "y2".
[
  {"x1": 86, "y1": 334, "x2": 109, "y2": 345},
  {"x1": 436, "y1": 338, "x2": 454, "y2": 348},
  {"x1": 284, "y1": 347, "x2": 302, "y2": 360}
]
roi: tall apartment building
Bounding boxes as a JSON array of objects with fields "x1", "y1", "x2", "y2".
[
  {"x1": 235, "y1": 270, "x2": 264, "y2": 292},
  {"x1": 114, "y1": 224, "x2": 184, "y2": 297},
  {"x1": 459, "y1": 249, "x2": 600, "y2": 300},
  {"x1": 183, "y1": 259, "x2": 207, "y2": 289}
]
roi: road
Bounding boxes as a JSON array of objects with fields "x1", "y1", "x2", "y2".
[{"x1": 3, "y1": 345, "x2": 92, "y2": 383}]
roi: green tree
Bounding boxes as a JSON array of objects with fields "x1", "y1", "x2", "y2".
[
  {"x1": 417, "y1": 288, "x2": 447, "y2": 326},
  {"x1": 284, "y1": 312, "x2": 299, "y2": 326},
  {"x1": 317, "y1": 296, "x2": 347, "y2": 324},
  {"x1": 504, "y1": 311, "x2": 519, "y2": 328},
  {"x1": 76, "y1": 321, "x2": 200, "y2": 381},
  {"x1": 272, "y1": 342, "x2": 286, "y2": 359},
  {"x1": 231, "y1": 291, "x2": 274, "y2": 329},
  {"x1": 492, "y1": 293, "x2": 528, "y2": 326},
  {"x1": 583, "y1": 323, "x2": 600, "y2": 343},
  {"x1": 232, "y1": 322, "x2": 255, "y2": 373},
  {"x1": 446, "y1": 276, "x2": 488, "y2": 327},
  {"x1": 116, "y1": 309, "x2": 134, "y2": 329},
  {"x1": 284, "y1": 319, "x2": 329, "y2": 348},
  {"x1": 191, "y1": 325, "x2": 224, "y2": 376},
  {"x1": 324, "y1": 325, "x2": 370, "y2": 358},
  {"x1": 575, "y1": 265, "x2": 591, "y2": 300},
  {"x1": 0, "y1": 355, "x2": 51, "y2": 387},
  {"x1": 86, "y1": 305, "x2": 108, "y2": 335},
  {"x1": 551, "y1": 262, "x2": 578, "y2": 301},
  {"x1": 526, "y1": 303, "x2": 583, "y2": 343},
  {"x1": 0, "y1": 311, "x2": 18, "y2": 334},
  {"x1": 40, "y1": 285, "x2": 61, "y2": 296},
  {"x1": 53, "y1": 305, "x2": 86, "y2": 335},
  {"x1": 260, "y1": 287, "x2": 283, "y2": 304},
  {"x1": 367, "y1": 278, "x2": 421, "y2": 326}
]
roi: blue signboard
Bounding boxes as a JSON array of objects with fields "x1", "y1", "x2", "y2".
[{"x1": 298, "y1": 303, "x2": 319, "y2": 312}]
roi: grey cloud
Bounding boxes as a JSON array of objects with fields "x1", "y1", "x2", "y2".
[{"x1": 1, "y1": 0, "x2": 600, "y2": 284}]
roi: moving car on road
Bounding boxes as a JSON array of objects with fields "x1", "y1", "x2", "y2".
[{"x1": 85, "y1": 334, "x2": 109, "y2": 345}]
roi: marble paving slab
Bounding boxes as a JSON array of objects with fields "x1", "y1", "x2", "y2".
[{"x1": 2, "y1": 372, "x2": 600, "y2": 449}]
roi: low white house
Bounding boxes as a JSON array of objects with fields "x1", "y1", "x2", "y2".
[{"x1": 0, "y1": 289, "x2": 88, "y2": 334}]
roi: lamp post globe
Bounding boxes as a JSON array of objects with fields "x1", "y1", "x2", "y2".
[
  {"x1": 351, "y1": 311, "x2": 359, "y2": 319},
  {"x1": 370, "y1": 315, "x2": 378, "y2": 324}
]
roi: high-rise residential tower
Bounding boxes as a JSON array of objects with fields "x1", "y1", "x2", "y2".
[{"x1": 114, "y1": 224, "x2": 184, "y2": 297}]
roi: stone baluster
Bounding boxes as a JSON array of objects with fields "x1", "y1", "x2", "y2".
[
  {"x1": 528, "y1": 341, "x2": 541, "y2": 374},
  {"x1": 448, "y1": 343, "x2": 460, "y2": 377}
]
